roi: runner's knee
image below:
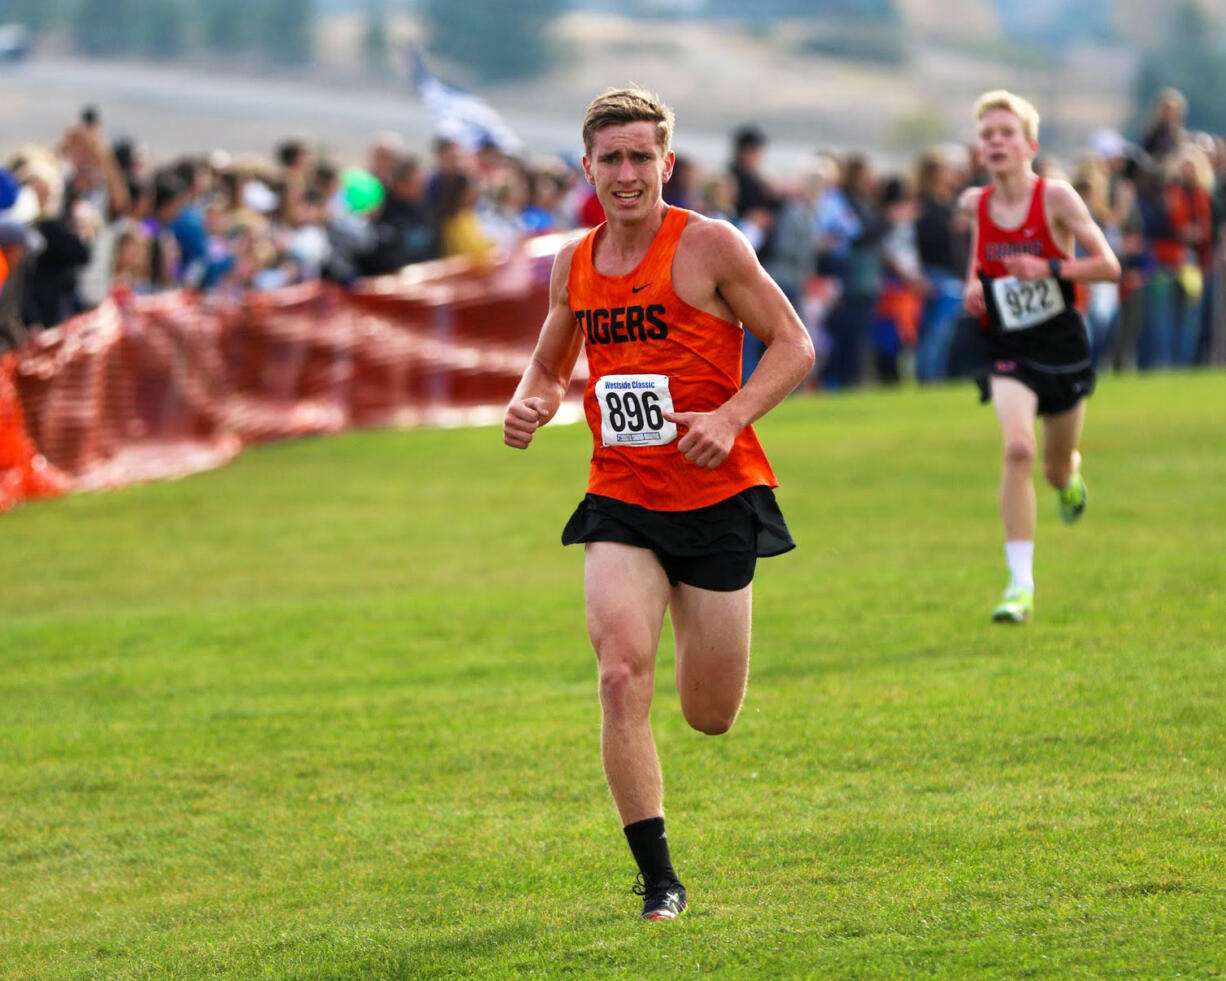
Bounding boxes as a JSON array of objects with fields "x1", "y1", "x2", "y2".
[
  {"x1": 681, "y1": 698, "x2": 738, "y2": 736},
  {"x1": 678, "y1": 676, "x2": 743, "y2": 735},
  {"x1": 593, "y1": 629, "x2": 654, "y2": 716},
  {"x1": 598, "y1": 659, "x2": 653, "y2": 721},
  {"x1": 1003, "y1": 436, "x2": 1036, "y2": 468}
]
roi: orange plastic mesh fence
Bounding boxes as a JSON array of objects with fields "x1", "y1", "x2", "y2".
[
  {"x1": 0, "y1": 351, "x2": 72, "y2": 512},
  {"x1": 1, "y1": 232, "x2": 584, "y2": 508}
]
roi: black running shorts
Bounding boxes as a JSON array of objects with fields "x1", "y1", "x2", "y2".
[
  {"x1": 561, "y1": 486, "x2": 795, "y2": 592},
  {"x1": 977, "y1": 308, "x2": 1095, "y2": 416},
  {"x1": 977, "y1": 354, "x2": 1096, "y2": 416}
]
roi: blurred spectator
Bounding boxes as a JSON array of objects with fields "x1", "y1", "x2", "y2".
[
  {"x1": 1106, "y1": 148, "x2": 1154, "y2": 370},
  {"x1": 143, "y1": 171, "x2": 186, "y2": 290},
  {"x1": 819, "y1": 153, "x2": 884, "y2": 389},
  {"x1": 437, "y1": 172, "x2": 496, "y2": 263},
  {"x1": 285, "y1": 189, "x2": 332, "y2": 281},
  {"x1": 1141, "y1": 89, "x2": 1187, "y2": 164},
  {"x1": 426, "y1": 137, "x2": 463, "y2": 208},
  {"x1": 59, "y1": 114, "x2": 130, "y2": 308},
  {"x1": 112, "y1": 136, "x2": 152, "y2": 190},
  {"x1": 110, "y1": 221, "x2": 153, "y2": 299},
  {"x1": 17, "y1": 157, "x2": 92, "y2": 329},
  {"x1": 170, "y1": 157, "x2": 212, "y2": 288},
  {"x1": 472, "y1": 137, "x2": 510, "y2": 192},
  {"x1": 914, "y1": 148, "x2": 966, "y2": 382},
  {"x1": 368, "y1": 131, "x2": 405, "y2": 189},
  {"x1": 795, "y1": 154, "x2": 842, "y2": 385},
  {"x1": 276, "y1": 138, "x2": 313, "y2": 228},
  {"x1": 0, "y1": 219, "x2": 35, "y2": 350},
  {"x1": 479, "y1": 166, "x2": 529, "y2": 252},
  {"x1": 729, "y1": 124, "x2": 782, "y2": 254},
  {"x1": 569, "y1": 156, "x2": 607, "y2": 229},
  {"x1": 1145, "y1": 145, "x2": 1211, "y2": 366},
  {"x1": 663, "y1": 154, "x2": 699, "y2": 210},
  {"x1": 367, "y1": 156, "x2": 438, "y2": 271},
  {"x1": 699, "y1": 173, "x2": 736, "y2": 222},
  {"x1": 730, "y1": 124, "x2": 783, "y2": 377},
  {"x1": 1071, "y1": 155, "x2": 1126, "y2": 365},
  {"x1": 197, "y1": 195, "x2": 238, "y2": 290},
  {"x1": 521, "y1": 167, "x2": 565, "y2": 235},
  {"x1": 761, "y1": 176, "x2": 819, "y2": 383},
  {"x1": 325, "y1": 169, "x2": 381, "y2": 284},
  {"x1": 60, "y1": 113, "x2": 131, "y2": 221},
  {"x1": 875, "y1": 175, "x2": 924, "y2": 385}
]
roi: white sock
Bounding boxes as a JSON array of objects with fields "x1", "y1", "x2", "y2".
[{"x1": 1005, "y1": 540, "x2": 1034, "y2": 592}]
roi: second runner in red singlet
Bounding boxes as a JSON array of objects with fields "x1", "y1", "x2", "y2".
[{"x1": 975, "y1": 176, "x2": 1095, "y2": 414}]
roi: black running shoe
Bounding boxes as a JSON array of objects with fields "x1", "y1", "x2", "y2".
[{"x1": 632, "y1": 873, "x2": 687, "y2": 921}]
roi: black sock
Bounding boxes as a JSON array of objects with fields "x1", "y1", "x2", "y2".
[{"x1": 623, "y1": 816, "x2": 680, "y2": 887}]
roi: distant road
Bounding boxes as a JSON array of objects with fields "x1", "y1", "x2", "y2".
[{"x1": 0, "y1": 55, "x2": 817, "y2": 173}]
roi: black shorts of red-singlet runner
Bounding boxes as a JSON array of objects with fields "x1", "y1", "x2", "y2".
[
  {"x1": 561, "y1": 486, "x2": 795, "y2": 592},
  {"x1": 975, "y1": 298, "x2": 1096, "y2": 416},
  {"x1": 976, "y1": 352, "x2": 1096, "y2": 416}
]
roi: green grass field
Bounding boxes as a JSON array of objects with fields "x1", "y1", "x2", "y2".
[{"x1": 2, "y1": 372, "x2": 1224, "y2": 980}]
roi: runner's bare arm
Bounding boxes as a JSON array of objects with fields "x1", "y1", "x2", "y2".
[
  {"x1": 958, "y1": 186, "x2": 986, "y2": 317},
  {"x1": 664, "y1": 220, "x2": 814, "y2": 469},
  {"x1": 1007, "y1": 180, "x2": 1120, "y2": 283},
  {"x1": 503, "y1": 244, "x2": 584, "y2": 450},
  {"x1": 1058, "y1": 180, "x2": 1124, "y2": 282}
]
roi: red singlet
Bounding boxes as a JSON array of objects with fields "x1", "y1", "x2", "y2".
[{"x1": 976, "y1": 176, "x2": 1068, "y2": 276}]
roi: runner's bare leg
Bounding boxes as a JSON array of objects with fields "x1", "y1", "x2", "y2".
[
  {"x1": 585, "y1": 542, "x2": 671, "y2": 825},
  {"x1": 670, "y1": 583, "x2": 752, "y2": 735},
  {"x1": 992, "y1": 376, "x2": 1039, "y2": 542},
  {"x1": 1041, "y1": 400, "x2": 1086, "y2": 490}
]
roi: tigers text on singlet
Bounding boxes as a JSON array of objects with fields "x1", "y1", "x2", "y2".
[
  {"x1": 567, "y1": 206, "x2": 777, "y2": 511},
  {"x1": 977, "y1": 177, "x2": 1076, "y2": 333}
]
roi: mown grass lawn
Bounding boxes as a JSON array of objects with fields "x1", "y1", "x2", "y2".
[{"x1": 2, "y1": 371, "x2": 1224, "y2": 980}]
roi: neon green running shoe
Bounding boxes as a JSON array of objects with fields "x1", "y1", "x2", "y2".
[
  {"x1": 992, "y1": 584, "x2": 1034, "y2": 624},
  {"x1": 1058, "y1": 471, "x2": 1087, "y2": 523}
]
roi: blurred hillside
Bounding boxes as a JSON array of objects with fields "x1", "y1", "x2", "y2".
[
  {"x1": 2, "y1": 1, "x2": 1223, "y2": 169},
  {"x1": 319, "y1": 2, "x2": 1219, "y2": 154},
  {"x1": 405, "y1": 10, "x2": 1136, "y2": 158}
]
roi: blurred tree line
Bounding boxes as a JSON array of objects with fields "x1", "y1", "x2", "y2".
[
  {"x1": 5, "y1": 0, "x2": 1226, "y2": 139},
  {"x1": 421, "y1": 0, "x2": 564, "y2": 82},
  {"x1": 0, "y1": 0, "x2": 318, "y2": 64}
]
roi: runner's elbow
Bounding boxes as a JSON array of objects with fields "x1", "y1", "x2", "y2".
[{"x1": 794, "y1": 331, "x2": 816, "y2": 373}]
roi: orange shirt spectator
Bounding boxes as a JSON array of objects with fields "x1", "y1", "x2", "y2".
[{"x1": 1153, "y1": 179, "x2": 1211, "y2": 269}]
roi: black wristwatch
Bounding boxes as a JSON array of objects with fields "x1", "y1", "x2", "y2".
[{"x1": 1048, "y1": 257, "x2": 1063, "y2": 278}]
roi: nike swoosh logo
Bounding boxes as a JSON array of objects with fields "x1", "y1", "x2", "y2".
[{"x1": 632, "y1": 283, "x2": 651, "y2": 293}]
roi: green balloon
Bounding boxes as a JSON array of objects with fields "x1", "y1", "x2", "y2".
[{"x1": 341, "y1": 168, "x2": 385, "y2": 214}]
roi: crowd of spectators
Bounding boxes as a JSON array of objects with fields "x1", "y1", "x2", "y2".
[
  {"x1": 1, "y1": 88, "x2": 1224, "y2": 387},
  {"x1": 0, "y1": 113, "x2": 600, "y2": 351}
]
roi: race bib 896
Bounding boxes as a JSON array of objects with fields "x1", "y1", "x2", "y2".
[
  {"x1": 992, "y1": 275, "x2": 1066, "y2": 331},
  {"x1": 596, "y1": 374, "x2": 676, "y2": 447}
]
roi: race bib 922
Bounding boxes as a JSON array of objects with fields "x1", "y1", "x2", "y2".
[
  {"x1": 991, "y1": 275, "x2": 1066, "y2": 331},
  {"x1": 596, "y1": 374, "x2": 676, "y2": 447}
]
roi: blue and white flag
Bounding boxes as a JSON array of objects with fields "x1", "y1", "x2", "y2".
[{"x1": 409, "y1": 46, "x2": 524, "y2": 155}]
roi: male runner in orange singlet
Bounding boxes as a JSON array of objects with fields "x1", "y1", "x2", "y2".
[
  {"x1": 960, "y1": 90, "x2": 1120, "y2": 623},
  {"x1": 503, "y1": 88, "x2": 814, "y2": 920}
]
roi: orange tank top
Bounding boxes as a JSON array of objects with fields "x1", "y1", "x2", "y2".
[{"x1": 568, "y1": 206, "x2": 778, "y2": 510}]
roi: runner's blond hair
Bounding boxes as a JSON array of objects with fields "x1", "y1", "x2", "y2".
[
  {"x1": 974, "y1": 89, "x2": 1040, "y2": 143},
  {"x1": 582, "y1": 87, "x2": 675, "y2": 156}
]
